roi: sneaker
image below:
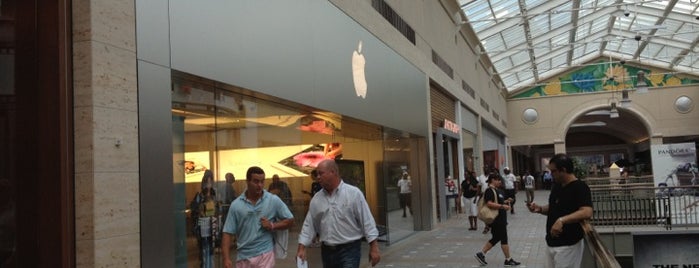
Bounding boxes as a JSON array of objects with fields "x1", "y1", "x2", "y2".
[
  {"x1": 504, "y1": 258, "x2": 521, "y2": 266},
  {"x1": 475, "y1": 252, "x2": 487, "y2": 265}
]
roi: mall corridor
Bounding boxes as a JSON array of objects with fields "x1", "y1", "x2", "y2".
[{"x1": 272, "y1": 190, "x2": 551, "y2": 268}]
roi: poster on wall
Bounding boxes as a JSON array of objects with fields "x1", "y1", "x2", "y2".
[
  {"x1": 278, "y1": 143, "x2": 343, "y2": 174},
  {"x1": 650, "y1": 142, "x2": 698, "y2": 225},
  {"x1": 651, "y1": 142, "x2": 697, "y2": 187},
  {"x1": 216, "y1": 143, "x2": 343, "y2": 181},
  {"x1": 633, "y1": 231, "x2": 699, "y2": 267},
  {"x1": 184, "y1": 151, "x2": 210, "y2": 183}
]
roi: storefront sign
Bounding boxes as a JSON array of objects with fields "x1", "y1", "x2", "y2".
[{"x1": 443, "y1": 119, "x2": 460, "y2": 134}]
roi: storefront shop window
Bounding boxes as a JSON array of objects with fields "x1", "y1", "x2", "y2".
[{"x1": 170, "y1": 73, "x2": 426, "y2": 266}]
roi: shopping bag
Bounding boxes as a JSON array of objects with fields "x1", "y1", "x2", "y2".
[{"x1": 273, "y1": 229, "x2": 289, "y2": 259}]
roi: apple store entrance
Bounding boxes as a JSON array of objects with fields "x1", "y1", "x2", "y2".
[{"x1": 170, "y1": 72, "x2": 426, "y2": 267}]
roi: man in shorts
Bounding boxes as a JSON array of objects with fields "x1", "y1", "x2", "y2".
[{"x1": 460, "y1": 171, "x2": 481, "y2": 230}]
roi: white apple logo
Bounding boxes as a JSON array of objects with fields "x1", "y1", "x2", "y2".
[{"x1": 352, "y1": 41, "x2": 367, "y2": 98}]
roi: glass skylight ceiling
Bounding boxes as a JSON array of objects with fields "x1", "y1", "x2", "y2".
[{"x1": 458, "y1": 0, "x2": 699, "y2": 93}]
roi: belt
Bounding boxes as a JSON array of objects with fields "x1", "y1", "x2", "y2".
[{"x1": 321, "y1": 239, "x2": 361, "y2": 251}]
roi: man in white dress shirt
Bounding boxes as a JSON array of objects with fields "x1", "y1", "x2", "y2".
[
  {"x1": 397, "y1": 172, "x2": 412, "y2": 217},
  {"x1": 296, "y1": 159, "x2": 381, "y2": 267},
  {"x1": 503, "y1": 167, "x2": 517, "y2": 214}
]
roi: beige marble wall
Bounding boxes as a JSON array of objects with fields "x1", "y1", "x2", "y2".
[{"x1": 73, "y1": 0, "x2": 140, "y2": 267}]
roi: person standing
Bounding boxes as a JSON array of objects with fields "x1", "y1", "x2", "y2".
[
  {"x1": 474, "y1": 174, "x2": 521, "y2": 266},
  {"x1": 542, "y1": 170, "x2": 553, "y2": 190},
  {"x1": 195, "y1": 187, "x2": 218, "y2": 268},
  {"x1": 224, "y1": 172, "x2": 237, "y2": 204},
  {"x1": 527, "y1": 154, "x2": 593, "y2": 268},
  {"x1": 397, "y1": 172, "x2": 412, "y2": 217},
  {"x1": 460, "y1": 171, "x2": 480, "y2": 230},
  {"x1": 301, "y1": 169, "x2": 323, "y2": 247},
  {"x1": 503, "y1": 167, "x2": 517, "y2": 214},
  {"x1": 268, "y1": 174, "x2": 293, "y2": 209},
  {"x1": 221, "y1": 166, "x2": 294, "y2": 268},
  {"x1": 190, "y1": 170, "x2": 218, "y2": 268},
  {"x1": 302, "y1": 169, "x2": 323, "y2": 198},
  {"x1": 523, "y1": 171, "x2": 535, "y2": 204},
  {"x1": 297, "y1": 159, "x2": 381, "y2": 267}
]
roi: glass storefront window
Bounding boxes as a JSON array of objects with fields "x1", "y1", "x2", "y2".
[{"x1": 171, "y1": 72, "x2": 425, "y2": 266}]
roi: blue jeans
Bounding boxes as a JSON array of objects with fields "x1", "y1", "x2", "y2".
[
  {"x1": 199, "y1": 236, "x2": 213, "y2": 268},
  {"x1": 321, "y1": 240, "x2": 361, "y2": 268}
]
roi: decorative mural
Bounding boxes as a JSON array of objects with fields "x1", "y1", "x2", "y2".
[{"x1": 512, "y1": 60, "x2": 699, "y2": 99}]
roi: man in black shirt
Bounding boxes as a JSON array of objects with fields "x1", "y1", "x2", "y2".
[{"x1": 527, "y1": 154, "x2": 592, "y2": 268}]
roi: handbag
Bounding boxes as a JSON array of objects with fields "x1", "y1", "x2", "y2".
[{"x1": 477, "y1": 188, "x2": 499, "y2": 224}]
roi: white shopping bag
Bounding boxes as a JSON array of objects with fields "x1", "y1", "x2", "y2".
[
  {"x1": 273, "y1": 229, "x2": 289, "y2": 259},
  {"x1": 296, "y1": 256, "x2": 308, "y2": 268}
]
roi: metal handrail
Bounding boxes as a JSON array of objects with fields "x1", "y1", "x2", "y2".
[
  {"x1": 582, "y1": 220, "x2": 622, "y2": 268},
  {"x1": 588, "y1": 184, "x2": 699, "y2": 229}
]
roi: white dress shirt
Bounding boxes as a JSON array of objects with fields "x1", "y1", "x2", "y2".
[
  {"x1": 397, "y1": 178, "x2": 412, "y2": 194},
  {"x1": 298, "y1": 181, "x2": 379, "y2": 246}
]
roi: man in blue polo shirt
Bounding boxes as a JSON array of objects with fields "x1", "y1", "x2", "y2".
[{"x1": 221, "y1": 166, "x2": 294, "y2": 268}]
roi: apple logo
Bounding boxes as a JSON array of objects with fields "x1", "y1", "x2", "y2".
[{"x1": 352, "y1": 41, "x2": 367, "y2": 98}]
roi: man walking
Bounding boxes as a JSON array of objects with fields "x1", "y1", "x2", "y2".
[
  {"x1": 297, "y1": 159, "x2": 381, "y2": 267},
  {"x1": 221, "y1": 166, "x2": 294, "y2": 268},
  {"x1": 523, "y1": 171, "x2": 535, "y2": 204},
  {"x1": 527, "y1": 154, "x2": 593, "y2": 268},
  {"x1": 397, "y1": 172, "x2": 412, "y2": 217}
]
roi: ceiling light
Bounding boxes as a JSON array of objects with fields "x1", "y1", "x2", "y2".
[
  {"x1": 610, "y1": 102, "x2": 620, "y2": 118},
  {"x1": 571, "y1": 121, "x2": 607, "y2": 128},
  {"x1": 619, "y1": 89, "x2": 631, "y2": 107},
  {"x1": 636, "y1": 70, "x2": 648, "y2": 93},
  {"x1": 585, "y1": 110, "x2": 611, "y2": 116}
]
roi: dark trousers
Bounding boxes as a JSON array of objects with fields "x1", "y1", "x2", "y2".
[
  {"x1": 488, "y1": 222, "x2": 509, "y2": 246},
  {"x1": 321, "y1": 240, "x2": 361, "y2": 268},
  {"x1": 399, "y1": 193, "x2": 412, "y2": 215}
]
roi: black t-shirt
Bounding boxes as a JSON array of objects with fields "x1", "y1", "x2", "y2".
[
  {"x1": 462, "y1": 177, "x2": 479, "y2": 198},
  {"x1": 545, "y1": 179, "x2": 593, "y2": 247},
  {"x1": 483, "y1": 187, "x2": 507, "y2": 225}
]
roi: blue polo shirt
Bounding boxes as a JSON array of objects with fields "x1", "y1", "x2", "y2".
[{"x1": 223, "y1": 190, "x2": 293, "y2": 261}]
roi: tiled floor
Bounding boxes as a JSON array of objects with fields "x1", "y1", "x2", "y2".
[{"x1": 272, "y1": 190, "x2": 552, "y2": 267}]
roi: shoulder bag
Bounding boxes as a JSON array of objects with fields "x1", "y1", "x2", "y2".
[{"x1": 477, "y1": 188, "x2": 499, "y2": 224}]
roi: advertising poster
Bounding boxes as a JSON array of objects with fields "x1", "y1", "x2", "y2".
[
  {"x1": 633, "y1": 231, "x2": 699, "y2": 267},
  {"x1": 184, "y1": 151, "x2": 210, "y2": 183},
  {"x1": 650, "y1": 142, "x2": 698, "y2": 225}
]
